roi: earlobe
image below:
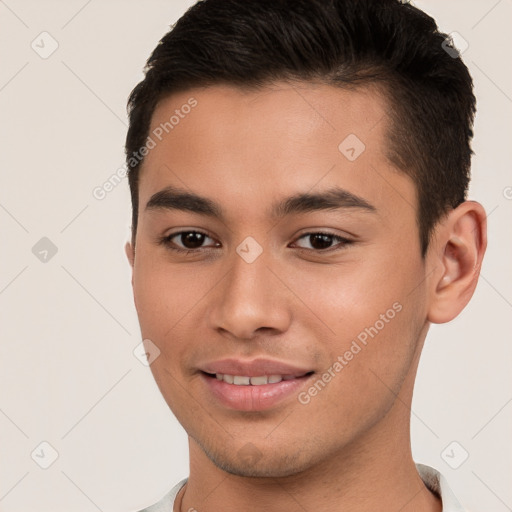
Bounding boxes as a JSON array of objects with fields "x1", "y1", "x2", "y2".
[{"x1": 427, "y1": 201, "x2": 487, "y2": 324}]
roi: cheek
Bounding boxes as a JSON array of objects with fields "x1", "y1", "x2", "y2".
[
  {"x1": 287, "y1": 251, "x2": 425, "y2": 392},
  {"x1": 131, "y1": 256, "x2": 195, "y2": 407},
  {"x1": 132, "y1": 249, "x2": 224, "y2": 378},
  {"x1": 283, "y1": 252, "x2": 416, "y2": 340},
  {"x1": 133, "y1": 251, "x2": 202, "y2": 328},
  {"x1": 132, "y1": 254, "x2": 184, "y2": 355}
]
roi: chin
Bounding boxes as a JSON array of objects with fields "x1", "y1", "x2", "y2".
[{"x1": 198, "y1": 437, "x2": 316, "y2": 478}]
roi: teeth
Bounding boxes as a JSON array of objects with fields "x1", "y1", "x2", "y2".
[
  {"x1": 250, "y1": 375, "x2": 268, "y2": 385},
  {"x1": 233, "y1": 376, "x2": 250, "y2": 385},
  {"x1": 214, "y1": 374, "x2": 291, "y2": 385}
]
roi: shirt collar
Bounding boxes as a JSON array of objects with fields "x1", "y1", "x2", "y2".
[
  {"x1": 141, "y1": 465, "x2": 467, "y2": 511},
  {"x1": 416, "y1": 463, "x2": 467, "y2": 511}
]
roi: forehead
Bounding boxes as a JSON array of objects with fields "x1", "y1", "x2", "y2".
[
  {"x1": 138, "y1": 81, "x2": 415, "y2": 221},
  {"x1": 148, "y1": 81, "x2": 389, "y2": 158}
]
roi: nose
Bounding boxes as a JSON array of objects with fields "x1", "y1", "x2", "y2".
[{"x1": 208, "y1": 247, "x2": 292, "y2": 340}]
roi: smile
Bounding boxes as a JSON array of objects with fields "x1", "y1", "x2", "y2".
[
  {"x1": 200, "y1": 370, "x2": 314, "y2": 411},
  {"x1": 212, "y1": 373, "x2": 310, "y2": 385}
]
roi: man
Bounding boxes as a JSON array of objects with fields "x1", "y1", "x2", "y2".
[{"x1": 124, "y1": 0, "x2": 487, "y2": 510}]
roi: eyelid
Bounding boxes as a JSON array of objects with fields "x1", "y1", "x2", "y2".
[
  {"x1": 158, "y1": 229, "x2": 219, "y2": 251},
  {"x1": 159, "y1": 229, "x2": 354, "y2": 254},
  {"x1": 291, "y1": 231, "x2": 353, "y2": 252}
]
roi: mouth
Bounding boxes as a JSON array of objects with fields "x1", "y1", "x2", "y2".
[
  {"x1": 199, "y1": 370, "x2": 315, "y2": 411},
  {"x1": 202, "y1": 371, "x2": 314, "y2": 385}
]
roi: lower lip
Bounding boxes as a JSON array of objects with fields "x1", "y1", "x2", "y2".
[{"x1": 200, "y1": 372, "x2": 313, "y2": 411}]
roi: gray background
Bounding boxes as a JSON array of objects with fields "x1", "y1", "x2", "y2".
[{"x1": 0, "y1": 0, "x2": 511, "y2": 510}]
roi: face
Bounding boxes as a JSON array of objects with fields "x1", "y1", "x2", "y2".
[{"x1": 128, "y1": 82, "x2": 430, "y2": 477}]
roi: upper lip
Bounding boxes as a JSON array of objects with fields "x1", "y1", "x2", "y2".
[{"x1": 200, "y1": 358, "x2": 313, "y2": 377}]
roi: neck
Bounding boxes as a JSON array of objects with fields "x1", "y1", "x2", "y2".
[
  {"x1": 176, "y1": 332, "x2": 441, "y2": 512},
  {"x1": 178, "y1": 425, "x2": 440, "y2": 512}
]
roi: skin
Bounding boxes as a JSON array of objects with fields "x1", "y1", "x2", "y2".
[{"x1": 125, "y1": 81, "x2": 487, "y2": 512}]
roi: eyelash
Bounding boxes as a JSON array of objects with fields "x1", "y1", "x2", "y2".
[{"x1": 158, "y1": 230, "x2": 353, "y2": 255}]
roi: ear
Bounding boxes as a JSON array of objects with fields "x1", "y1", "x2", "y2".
[
  {"x1": 125, "y1": 240, "x2": 135, "y2": 270},
  {"x1": 426, "y1": 201, "x2": 487, "y2": 324}
]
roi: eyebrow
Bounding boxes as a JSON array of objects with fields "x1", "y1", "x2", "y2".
[{"x1": 144, "y1": 185, "x2": 377, "y2": 219}]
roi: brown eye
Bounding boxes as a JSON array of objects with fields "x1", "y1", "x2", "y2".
[
  {"x1": 160, "y1": 230, "x2": 219, "y2": 253},
  {"x1": 179, "y1": 231, "x2": 208, "y2": 249},
  {"x1": 308, "y1": 233, "x2": 335, "y2": 250},
  {"x1": 293, "y1": 232, "x2": 352, "y2": 252}
]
